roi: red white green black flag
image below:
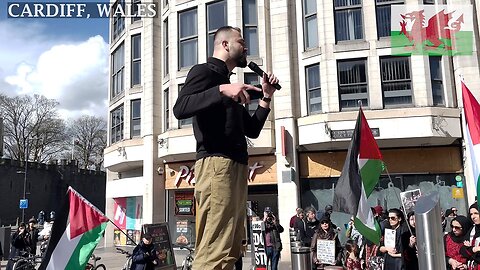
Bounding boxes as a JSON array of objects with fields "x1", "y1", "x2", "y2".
[
  {"x1": 39, "y1": 187, "x2": 109, "y2": 270},
  {"x1": 333, "y1": 107, "x2": 383, "y2": 245}
]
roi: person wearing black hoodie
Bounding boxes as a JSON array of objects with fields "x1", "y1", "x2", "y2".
[
  {"x1": 460, "y1": 203, "x2": 480, "y2": 270},
  {"x1": 402, "y1": 211, "x2": 419, "y2": 270},
  {"x1": 446, "y1": 215, "x2": 472, "y2": 270},
  {"x1": 130, "y1": 234, "x2": 157, "y2": 270}
]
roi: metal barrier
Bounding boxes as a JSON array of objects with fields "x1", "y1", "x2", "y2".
[
  {"x1": 291, "y1": 246, "x2": 311, "y2": 270},
  {"x1": 415, "y1": 191, "x2": 447, "y2": 270}
]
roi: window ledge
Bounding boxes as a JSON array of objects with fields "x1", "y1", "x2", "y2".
[
  {"x1": 110, "y1": 30, "x2": 126, "y2": 48},
  {"x1": 129, "y1": 20, "x2": 143, "y2": 30},
  {"x1": 334, "y1": 40, "x2": 369, "y2": 52},
  {"x1": 376, "y1": 38, "x2": 392, "y2": 49},
  {"x1": 110, "y1": 92, "x2": 125, "y2": 106},
  {"x1": 177, "y1": 68, "x2": 191, "y2": 78},
  {"x1": 302, "y1": 47, "x2": 322, "y2": 59},
  {"x1": 129, "y1": 85, "x2": 143, "y2": 94}
]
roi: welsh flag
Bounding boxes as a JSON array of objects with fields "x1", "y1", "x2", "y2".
[
  {"x1": 391, "y1": 5, "x2": 473, "y2": 56},
  {"x1": 333, "y1": 107, "x2": 383, "y2": 245},
  {"x1": 39, "y1": 187, "x2": 109, "y2": 270},
  {"x1": 462, "y1": 81, "x2": 480, "y2": 207}
]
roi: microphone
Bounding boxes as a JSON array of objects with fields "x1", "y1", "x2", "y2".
[{"x1": 248, "y1": 62, "x2": 282, "y2": 90}]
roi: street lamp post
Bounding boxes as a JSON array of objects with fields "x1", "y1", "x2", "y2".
[{"x1": 22, "y1": 141, "x2": 28, "y2": 223}]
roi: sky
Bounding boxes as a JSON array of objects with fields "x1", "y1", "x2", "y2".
[{"x1": 0, "y1": 1, "x2": 110, "y2": 120}]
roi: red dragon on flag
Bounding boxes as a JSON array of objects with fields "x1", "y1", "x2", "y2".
[{"x1": 399, "y1": 9, "x2": 464, "y2": 50}]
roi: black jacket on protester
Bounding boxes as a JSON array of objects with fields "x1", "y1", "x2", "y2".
[
  {"x1": 130, "y1": 242, "x2": 157, "y2": 270},
  {"x1": 265, "y1": 220, "x2": 284, "y2": 251},
  {"x1": 173, "y1": 57, "x2": 270, "y2": 165}
]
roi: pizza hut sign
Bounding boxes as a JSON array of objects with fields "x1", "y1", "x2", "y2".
[{"x1": 174, "y1": 162, "x2": 264, "y2": 187}]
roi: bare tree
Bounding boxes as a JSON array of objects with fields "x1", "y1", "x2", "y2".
[
  {"x1": 0, "y1": 94, "x2": 67, "y2": 162},
  {"x1": 69, "y1": 115, "x2": 107, "y2": 170}
]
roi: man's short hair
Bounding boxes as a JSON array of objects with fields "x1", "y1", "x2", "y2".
[
  {"x1": 213, "y1": 26, "x2": 241, "y2": 44},
  {"x1": 304, "y1": 206, "x2": 316, "y2": 214}
]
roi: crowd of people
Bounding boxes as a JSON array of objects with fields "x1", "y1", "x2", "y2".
[
  {"x1": 288, "y1": 203, "x2": 480, "y2": 270},
  {"x1": 3, "y1": 211, "x2": 55, "y2": 270}
]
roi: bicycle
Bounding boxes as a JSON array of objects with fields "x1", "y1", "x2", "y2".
[
  {"x1": 174, "y1": 244, "x2": 194, "y2": 270},
  {"x1": 85, "y1": 253, "x2": 106, "y2": 270},
  {"x1": 11, "y1": 251, "x2": 42, "y2": 270},
  {"x1": 116, "y1": 247, "x2": 132, "y2": 270}
]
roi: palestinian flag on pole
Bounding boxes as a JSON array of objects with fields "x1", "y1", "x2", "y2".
[
  {"x1": 461, "y1": 81, "x2": 480, "y2": 207},
  {"x1": 333, "y1": 107, "x2": 383, "y2": 245},
  {"x1": 39, "y1": 187, "x2": 109, "y2": 270}
]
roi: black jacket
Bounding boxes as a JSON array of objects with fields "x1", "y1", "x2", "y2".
[
  {"x1": 173, "y1": 57, "x2": 270, "y2": 165},
  {"x1": 130, "y1": 242, "x2": 157, "y2": 270},
  {"x1": 265, "y1": 220, "x2": 284, "y2": 251}
]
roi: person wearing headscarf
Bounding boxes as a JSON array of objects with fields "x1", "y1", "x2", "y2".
[
  {"x1": 445, "y1": 215, "x2": 472, "y2": 270},
  {"x1": 310, "y1": 216, "x2": 342, "y2": 269},
  {"x1": 461, "y1": 203, "x2": 480, "y2": 270},
  {"x1": 402, "y1": 211, "x2": 419, "y2": 270}
]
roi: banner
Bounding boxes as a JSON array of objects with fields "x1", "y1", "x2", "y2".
[
  {"x1": 316, "y1": 239, "x2": 336, "y2": 265},
  {"x1": 114, "y1": 196, "x2": 143, "y2": 246},
  {"x1": 251, "y1": 220, "x2": 267, "y2": 270}
]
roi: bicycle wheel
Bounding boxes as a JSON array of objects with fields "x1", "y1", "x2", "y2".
[
  {"x1": 181, "y1": 257, "x2": 193, "y2": 270},
  {"x1": 94, "y1": 264, "x2": 107, "y2": 270},
  {"x1": 12, "y1": 259, "x2": 30, "y2": 270}
]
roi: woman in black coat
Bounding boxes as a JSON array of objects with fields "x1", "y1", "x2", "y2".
[{"x1": 130, "y1": 234, "x2": 157, "y2": 270}]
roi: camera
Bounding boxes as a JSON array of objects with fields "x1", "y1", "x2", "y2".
[{"x1": 266, "y1": 212, "x2": 274, "y2": 223}]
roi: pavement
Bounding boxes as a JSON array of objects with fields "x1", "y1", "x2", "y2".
[{"x1": 1, "y1": 246, "x2": 294, "y2": 269}]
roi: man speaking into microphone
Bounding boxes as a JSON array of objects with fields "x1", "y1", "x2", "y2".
[{"x1": 173, "y1": 26, "x2": 279, "y2": 270}]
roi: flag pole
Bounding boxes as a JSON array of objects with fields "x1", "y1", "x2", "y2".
[
  {"x1": 383, "y1": 167, "x2": 414, "y2": 237},
  {"x1": 108, "y1": 219, "x2": 138, "y2": 246}
]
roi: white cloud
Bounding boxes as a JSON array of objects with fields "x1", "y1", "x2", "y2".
[{"x1": 0, "y1": 20, "x2": 109, "y2": 119}]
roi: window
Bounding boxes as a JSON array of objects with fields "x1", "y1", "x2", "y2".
[
  {"x1": 207, "y1": 1, "x2": 227, "y2": 57},
  {"x1": 131, "y1": 35, "x2": 141, "y2": 86},
  {"x1": 111, "y1": 105, "x2": 124, "y2": 144},
  {"x1": 244, "y1": 73, "x2": 260, "y2": 116},
  {"x1": 306, "y1": 64, "x2": 321, "y2": 114},
  {"x1": 131, "y1": 99, "x2": 141, "y2": 137},
  {"x1": 164, "y1": 0, "x2": 168, "y2": 7},
  {"x1": 334, "y1": 0, "x2": 363, "y2": 42},
  {"x1": 337, "y1": 59, "x2": 368, "y2": 110},
  {"x1": 111, "y1": 43, "x2": 125, "y2": 98},
  {"x1": 112, "y1": 0, "x2": 125, "y2": 40},
  {"x1": 164, "y1": 19, "x2": 169, "y2": 76},
  {"x1": 164, "y1": 89, "x2": 170, "y2": 131},
  {"x1": 132, "y1": 0, "x2": 141, "y2": 22},
  {"x1": 376, "y1": 0, "x2": 403, "y2": 38},
  {"x1": 303, "y1": 0, "x2": 318, "y2": 49},
  {"x1": 423, "y1": 0, "x2": 435, "y2": 4},
  {"x1": 179, "y1": 9, "x2": 198, "y2": 69},
  {"x1": 380, "y1": 57, "x2": 412, "y2": 107},
  {"x1": 178, "y1": 84, "x2": 193, "y2": 127},
  {"x1": 242, "y1": 0, "x2": 259, "y2": 56},
  {"x1": 430, "y1": 56, "x2": 444, "y2": 106}
]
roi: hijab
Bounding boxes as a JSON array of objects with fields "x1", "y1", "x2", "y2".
[
  {"x1": 469, "y1": 203, "x2": 480, "y2": 239},
  {"x1": 449, "y1": 215, "x2": 472, "y2": 243}
]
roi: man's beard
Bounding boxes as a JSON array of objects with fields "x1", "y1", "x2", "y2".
[{"x1": 235, "y1": 53, "x2": 247, "y2": 68}]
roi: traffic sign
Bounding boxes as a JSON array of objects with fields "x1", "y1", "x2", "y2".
[{"x1": 19, "y1": 199, "x2": 28, "y2": 209}]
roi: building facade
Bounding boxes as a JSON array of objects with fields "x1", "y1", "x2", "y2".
[{"x1": 104, "y1": 0, "x2": 480, "y2": 256}]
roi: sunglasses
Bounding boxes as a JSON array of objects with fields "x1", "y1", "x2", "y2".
[
  {"x1": 389, "y1": 216, "x2": 398, "y2": 221},
  {"x1": 452, "y1": 225, "x2": 463, "y2": 230},
  {"x1": 321, "y1": 221, "x2": 329, "y2": 225}
]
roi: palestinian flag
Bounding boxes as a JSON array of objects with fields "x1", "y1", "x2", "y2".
[
  {"x1": 39, "y1": 187, "x2": 109, "y2": 270},
  {"x1": 462, "y1": 81, "x2": 480, "y2": 207},
  {"x1": 333, "y1": 107, "x2": 383, "y2": 245}
]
